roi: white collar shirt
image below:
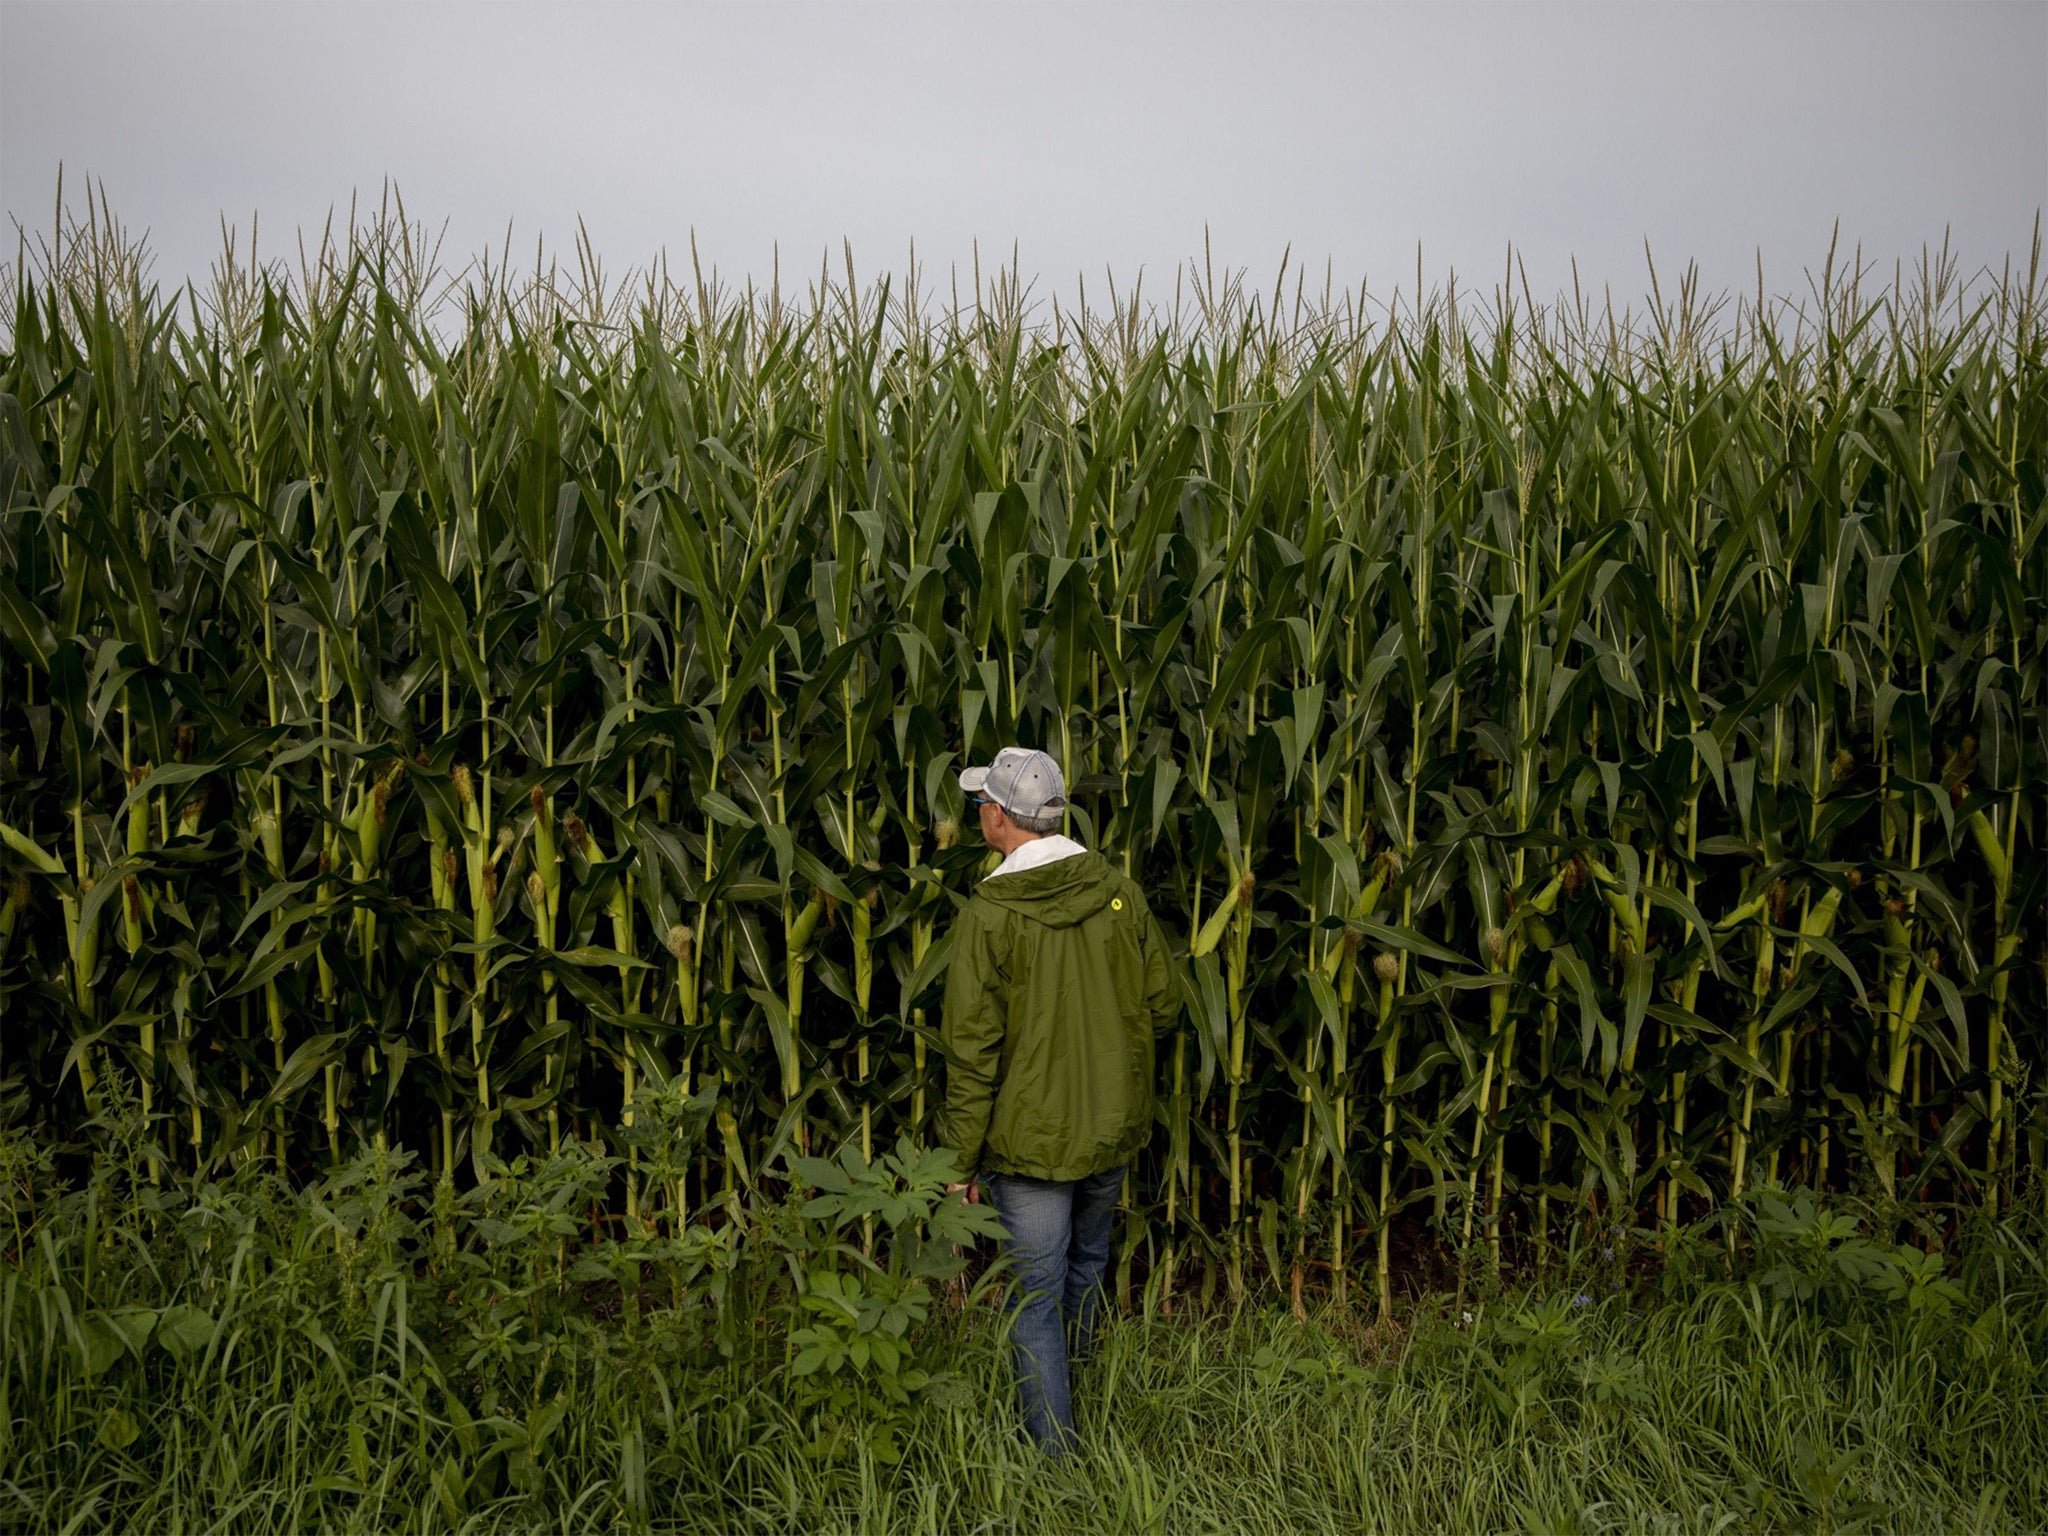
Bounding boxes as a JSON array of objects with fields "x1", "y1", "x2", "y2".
[{"x1": 987, "y1": 833, "x2": 1088, "y2": 881}]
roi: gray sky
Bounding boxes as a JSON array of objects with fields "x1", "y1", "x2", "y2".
[{"x1": 3, "y1": 1, "x2": 2044, "y2": 312}]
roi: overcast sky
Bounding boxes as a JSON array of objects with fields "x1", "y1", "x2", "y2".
[{"x1": 3, "y1": 1, "x2": 2044, "y2": 313}]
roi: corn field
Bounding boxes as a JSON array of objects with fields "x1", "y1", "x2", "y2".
[{"x1": 1, "y1": 204, "x2": 2042, "y2": 1313}]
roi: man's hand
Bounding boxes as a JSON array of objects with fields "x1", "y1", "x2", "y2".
[{"x1": 945, "y1": 1180, "x2": 980, "y2": 1204}]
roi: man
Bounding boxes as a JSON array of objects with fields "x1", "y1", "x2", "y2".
[{"x1": 938, "y1": 745, "x2": 1176, "y2": 1455}]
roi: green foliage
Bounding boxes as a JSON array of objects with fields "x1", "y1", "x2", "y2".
[
  {"x1": 1749, "y1": 1189, "x2": 1965, "y2": 1314},
  {"x1": 6, "y1": 1067, "x2": 2048, "y2": 1530},
  {"x1": 0, "y1": 201, "x2": 2044, "y2": 1322},
  {"x1": 795, "y1": 1137, "x2": 1006, "y2": 1277},
  {"x1": 0, "y1": 1066, "x2": 1000, "y2": 1524},
  {"x1": 781, "y1": 1138, "x2": 1005, "y2": 1460}
]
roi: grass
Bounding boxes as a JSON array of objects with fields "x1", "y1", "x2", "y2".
[
  {"x1": 12, "y1": 1283, "x2": 2043, "y2": 1534},
  {"x1": 5, "y1": 1083, "x2": 2044, "y2": 1534}
]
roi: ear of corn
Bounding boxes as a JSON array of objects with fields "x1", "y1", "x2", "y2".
[{"x1": 0, "y1": 205, "x2": 2042, "y2": 1303}]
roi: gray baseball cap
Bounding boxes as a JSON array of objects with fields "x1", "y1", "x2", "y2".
[{"x1": 959, "y1": 746, "x2": 1067, "y2": 819}]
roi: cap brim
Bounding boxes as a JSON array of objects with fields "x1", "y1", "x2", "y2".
[{"x1": 958, "y1": 766, "x2": 990, "y2": 793}]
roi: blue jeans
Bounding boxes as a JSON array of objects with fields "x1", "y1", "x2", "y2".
[{"x1": 984, "y1": 1166, "x2": 1126, "y2": 1454}]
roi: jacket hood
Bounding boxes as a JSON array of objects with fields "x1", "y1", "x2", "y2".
[{"x1": 975, "y1": 850, "x2": 1120, "y2": 929}]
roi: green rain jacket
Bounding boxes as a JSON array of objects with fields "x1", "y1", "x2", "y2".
[{"x1": 938, "y1": 850, "x2": 1176, "y2": 1181}]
